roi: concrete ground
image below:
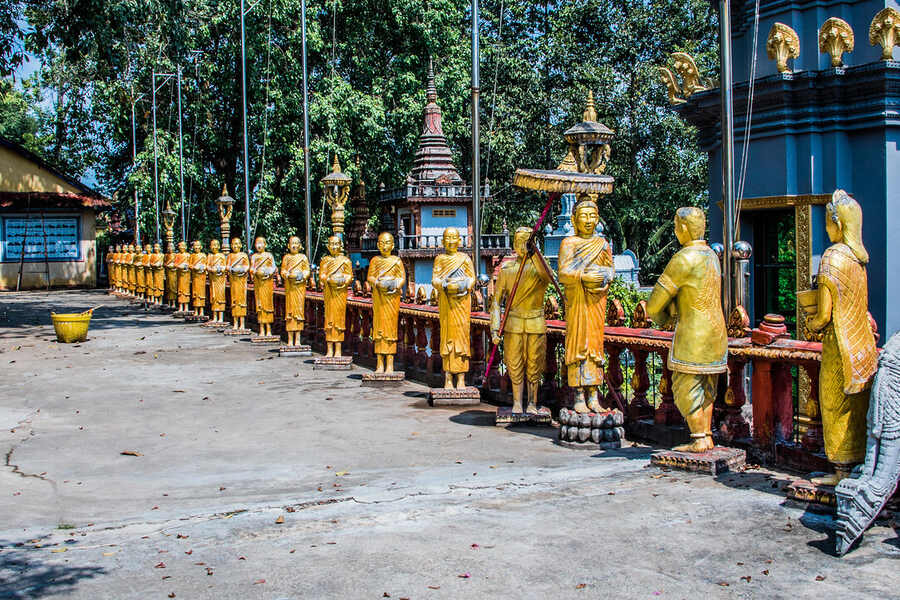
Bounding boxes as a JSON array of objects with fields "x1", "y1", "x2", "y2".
[{"x1": 0, "y1": 289, "x2": 897, "y2": 599}]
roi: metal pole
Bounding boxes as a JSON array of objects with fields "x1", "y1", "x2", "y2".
[
  {"x1": 176, "y1": 66, "x2": 186, "y2": 242},
  {"x1": 131, "y1": 85, "x2": 140, "y2": 247},
  {"x1": 719, "y1": 0, "x2": 736, "y2": 315},
  {"x1": 240, "y1": 0, "x2": 253, "y2": 254},
  {"x1": 471, "y1": 0, "x2": 482, "y2": 277},
  {"x1": 301, "y1": 0, "x2": 312, "y2": 257},
  {"x1": 151, "y1": 71, "x2": 161, "y2": 244}
]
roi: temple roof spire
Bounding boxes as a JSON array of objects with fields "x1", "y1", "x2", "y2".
[{"x1": 407, "y1": 59, "x2": 463, "y2": 185}]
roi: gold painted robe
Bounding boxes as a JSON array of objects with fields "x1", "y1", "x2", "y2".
[
  {"x1": 320, "y1": 254, "x2": 352, "y2": 342},
  {"x1": 432, "y1": 252, "x2": 476, "y2": 374},
  {"x1": 251, "y1": 252, "x2": 276, "y2": 324},
  {"x1": 368, "y1": 255, "x2": 405, "y2": 355},
  {"x1": 175, "y1": 252, "x2": 191, "y2": 304},
  {"x1": 227, "y1": 252, "x2": 250, "y2": 318},
  {"x1": 281, "y1": 253, "x2": 310, "y2": 332},
  {"x1": 135, "y1": 254, "x2": 146, "y2": 294},
  {"x1": 164, "y1": 254, "x2": 177, "y2": 301},
  {"x1": 124, "y1": 252, "x2": 135, "y2": 292},
  {"x1": 207, "y1": 252, "x2": 227, "y2": 311},
  {"x1": 190, "y1": 252, "x2": 207, "y2": 307},
  {"x1": 558, "y1": 235, "x2": 613, "y2": 387},
  {"x1": 150, "y1": 252, "x2": 165, "y2": 297},
  {"x1": 818, "y1": 243, "x2": 877, "y2": 464}
]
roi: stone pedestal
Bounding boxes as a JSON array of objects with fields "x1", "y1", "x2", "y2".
[
  {"x1": 557, "y1": 408, "x2": 626, "y2": 449},
  {"x1": 249, "y1": 335, "x2": 281, "y2": 344},
  {"x1": 279, "y1": 345, "x2": 312, "y2": 357},
  {"x1": 785, "y1": 479, "x2": 836, "y2": 510},
  {"x1": 201, "y1": 320, "x2": 223, "y2": 328},
  {"x1": 361, "y1": 372, "x2": 405, "y2": 387},
  {"x1": 428, "y1": 387, "x2": 481, "y2": 407},
  {"x1": 173, "y1": 310, "x2": 192, "y2": 318},
  {"x1": 314, "y1": 356, "x2": 354, "y2": 370},
  {"x1": 222, "y1": 328, "x2": 253, "y2": 336},
  {"x1": 184, "y1": 314, "x2": 210, "y2": 323},
  {"x1": 495, "y1": 406, "x2": 552, "y2": 427},
  {"x1": 651, "y1": 447, "x2": 746, "y2": 475}
]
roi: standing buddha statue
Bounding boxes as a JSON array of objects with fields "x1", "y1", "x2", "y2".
[
  {"x1": 367, "y1": 232, "x2": 406, "y2": 373},
  {"x1": 164, "y1": 242, "x2": 177, "y2": 308},
  {"x1": 189, "y1": 240, "x2": 207, "y2": 317},
  {"x1": 134, "y1": 245, "x2": 146, "y2": 300},
  {"x1": 150, "y1": 243, "x2": 165, "y2": 306},
  {"x1": 558, "y1": 198, "x2": 614, "y2": 413},
  {"x1": 646, "y1": 207, "x2": 728, "y2": 453},
  {"x1": 432, "y1": 227, "x2": 476, "y2": 389},
  {"x1": 803, "y1": 190, "x2": 878, "y2": 484},
  {"x1": 227, "y1": 237, "x2": 250, "y2": 331},
  {"x1": 141, "y1": 244, "x2": 153, "y2": 301},
  {"x1": 125, "y1": 244, "x2": 136, "y2": 296},
  {"x1": 207, "y1": 239, "x2": 227, "y2": 323},
  {"x1": 250, "y1": 236, "x2": 277, "y2": 337},
  {"x1": 320, "y1": 235, "x2": 352, "y2": 357},
  {"x1": 280, "y1": 236, "x2": 311, "y2": 347},
  {"x1": 111, "y1": 245, "x2": 121, "y2": 292},
  {"x1": 175, "y1": 241, "x2": 192, "y2": 313}
]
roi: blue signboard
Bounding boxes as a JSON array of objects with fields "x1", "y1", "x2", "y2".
[{"x1": 2, "y1": 217, "x2": 81, "y2": 261}]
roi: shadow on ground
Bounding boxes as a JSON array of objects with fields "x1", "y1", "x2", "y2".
[{"x1": 0, "y1": 539, "x2": 105, "y2": 598}]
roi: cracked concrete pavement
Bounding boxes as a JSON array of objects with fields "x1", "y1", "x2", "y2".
[{"x1": 0, "y1": 289, "x2": 898, "y2": 599}]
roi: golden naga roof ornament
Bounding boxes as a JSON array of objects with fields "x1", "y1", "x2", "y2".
[
  {"x1": 670, "y1": 52, "x2": 708, "y2": 97},
  {"x1": 869, "y1": 8, "x2": 900, "y2": 61},
  {"x1": 819, "y1": 17, "x2": 855, "y2": 67},
  {"x1": 766, "y1": 22, "x2": 800, "y2": 73},
  {"x1": 658, "y1": 66, "x2": 686, "y2": 105}
]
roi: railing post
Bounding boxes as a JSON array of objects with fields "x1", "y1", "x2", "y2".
[
  {"x1": 415, "y1": 316, "x2": 428, "y2": 372},
  {"x1": 629, "y1": 349, "x2": 653, "y2": 421},
  {"x1": 605, "y1": 345, "x2": 625, "y2": 411},
  {"x1": 654, "y1": 351, "x2": 683, "y2": 426},
  {"x1": 751, "y1": 360, "x2": 775, "y2": 449},
  {"x1": 801, "y1": 363, "x2": 825, "y2": 452},
  {"x1": 430, "y1": 318, "x2": 442, "y2": 380},
  {"x1": 773, "y1": 362, "x2": 794, "y2": 443},
  {"x1": 721, "y1": 358, "x2": 750, "y2": 440}
]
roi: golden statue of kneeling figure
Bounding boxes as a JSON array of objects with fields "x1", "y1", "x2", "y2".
[{"x1": 647, "y1": 207, "x2": 728, "y2": 453}]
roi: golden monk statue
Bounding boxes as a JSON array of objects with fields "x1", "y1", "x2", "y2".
[
  {"x1": 164, "y1": 242, "x2": 177, "y2": 308},
  {"x1": 134, "y1": 245, "x2": 146, "y2": 300},
  {"x1": 110, "y1": 245, "x2": 120, "y2": 292},
  {"x1": 207, "y1": 239, "x2": 227, "y2": 323},
  {"x1": 320, "y1": 235, "x2": 352, "y2": 357},
  {"x1": 280, "y1": 236, "x2": 311, "y2": 347},
  {"x1": 803, "y1": 190, "x2": 877, "y2": 484},
  {"x1": 227, "y1": 237, "x2": 250, "y2": 331},
  {"x1": 125, "y1": 244, "x2": 136, "y2": 296},
  {"x1": 647, "y1": 207, "x2": 728, "y2": 453},
  {"x1": 432, "y1": 227, "x2": 476, "y2": 389},
  {"x1": 174, "y1": 241, "x2": 191, "y2": 313},
  {"x1": 150, "y1": 243, "x2": 165, "y2": 306},
  {"x1": 491, "y1": 227, "x2": 552, "y2": 414},
  {"x1": 141, "y1": 244, "x2": 153, "y2": 301},
  {"x1": 250, "y1": 236, "x2": 277, "y2": 337},
  {"x1": 107, "y1": 246, "x2": 115, "y2": 291},
  {"x1": 367, "y1": 232, "x2": 406, "y2": 373},
  {"x1": 189, "y1": 240, "x2": 207, "y2": 317},
  {"x1": 558, "y1": 199, "x2": 614, "y2": 413}
]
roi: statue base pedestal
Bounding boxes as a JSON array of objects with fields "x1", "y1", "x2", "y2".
[
  {"x1": 785, "y1": 479, "x2": 837, "y2": 511},
  {"x1": 495, "y1": 406, "x2": 552, "y2": 426},
  {"x1": 201, "y1": 320, "x2": 224, "y2": 328},
  {"x1": 557, "y1": 408, "x2": 626, "y2": 448},
  {"x1": 250, "y1": 335, "x2": 281, "y2": 344},
  {"x1": 222, "y1": 328, "x2": 253, "y2": 336},
  {"x1": 651, "y1": 447, "x2": 746, "y2": 475},
  {"x1": 428, "y1": 387, "x2": 481, "y2": 407},
  {"x1": 173, "y1": 310, "x2": 192, "y2": 318},
  {"x1": 361, "y1": 371, "x2": 405, "y2": 387},
  {"x1": 314, "y1": 356, "x2": 353, "y2": 370},
  {"x1": 185, "y1": 314, "x2": 210, "y2": 323},
  {"x1": 279, "y1": 345, "x2": 312, "y2": 357}
]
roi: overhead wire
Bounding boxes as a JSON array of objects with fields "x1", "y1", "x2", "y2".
[{"x1": 734, "y1": 0, "x2": 761, "y2": 239}]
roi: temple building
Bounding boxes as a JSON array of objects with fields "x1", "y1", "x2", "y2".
[
  {"x1": 367, "y1": 62, "x2": 508, "y2": 293},
  {"x1": 669, "y1": 0, "x2": 900, "y2": 338},
  {"x1": 0, "y1": 136, "x2": 108, "y2": 290}
]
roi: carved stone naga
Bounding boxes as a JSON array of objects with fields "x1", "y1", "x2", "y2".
[
  {"x1": 835, "y1": 332, "x2": 900, "y2": 555},
  {"x1": 766, "y1": 22, "x2": 800, "y2": 73},
  {"x1": 869, "y1": 7, "x2": 900, "y2": 61},
  {"x1": 819, "y1": 17, "x2": 855, "y2": 67}
]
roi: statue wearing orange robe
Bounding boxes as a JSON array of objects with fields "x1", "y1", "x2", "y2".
[
  {"x1": 280, "y1": 236, "x2": 311, "y2": 347},
  {"x1": 432, "y1": 227, "x2": 476, "y2": 389},
  {"x1": 174, "y1": 241, "x2": 191, "y2": 312},
  {"x1": 250, "y1": 236, "x2": 277, "y2": 337},
  {"x1": 367, "y1": 232, "x2": 406, "y2": 373},
  {"x1": 320, "y1": 236, "x2": 352, "y2": 357},
  {"x1": 189, "y1": 240, "x2": 207, "y2": 315},
  {"x1": 227, "y1": 238, "x2": 250, "y2": 330},
  {"x1": 207, "y1": 239, "x2": 227, "y2": 322}
]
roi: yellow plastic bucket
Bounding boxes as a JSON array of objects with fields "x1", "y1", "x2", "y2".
[{"x1": 50, "y1": 310, "x2": 94, "y2": 343}]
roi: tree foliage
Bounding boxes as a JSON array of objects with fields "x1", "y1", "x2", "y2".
[{"x1": 2, "y1": 0, "x2": 717, "y2": 276}]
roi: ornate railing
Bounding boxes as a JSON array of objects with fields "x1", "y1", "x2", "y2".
[
  {"x1": 390, "y1": 232, "x2": 510, "y2": 252},
  {"x1": 197, "y1": 280, "x2": 828, "y2": 473}
]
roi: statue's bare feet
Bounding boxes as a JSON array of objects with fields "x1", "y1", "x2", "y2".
[
  {"x1": 525, "y1": 403, "x2": 538, "y2": 415},
  {"x1": 573, "y1": 401, "x2": 590, "y2": 414},
  {"x1": 587, "y1": 399, "x2": 603, "y2": 413},
  {"x1": 512, "y1": 401, "x2": 523, "y2": 414},
  {"x1": 810, "y1": 473, "x2": 843, "y2": 486},
  {"x1": 674, "y1": 435, "x2": 714, "y2": 453}
]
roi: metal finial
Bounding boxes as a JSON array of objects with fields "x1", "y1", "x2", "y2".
[
  {"x1": 331, "y1": 154, "x2": 342, "y2": 173},
  {"x1": 221, "y1": 183, "x2": 229, "y2": 196},
  {"x1": 583, "y1": 90, "x2": 597, "y2": 122},
  {"x1": 426, "y1": 57, "x2": 437, "y2": 102}
]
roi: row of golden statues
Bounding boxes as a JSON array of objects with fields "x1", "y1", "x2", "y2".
[{"x1": 108, "y1": 188, "x2": 876, "y2": 483}]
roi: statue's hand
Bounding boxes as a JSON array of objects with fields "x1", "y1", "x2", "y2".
[
  {"x1": 491, "y1": 332, "x2": 501, "y2": 346},
  {"x1": 446, "y1": 282, "x2": 459, "y2": 295}
]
